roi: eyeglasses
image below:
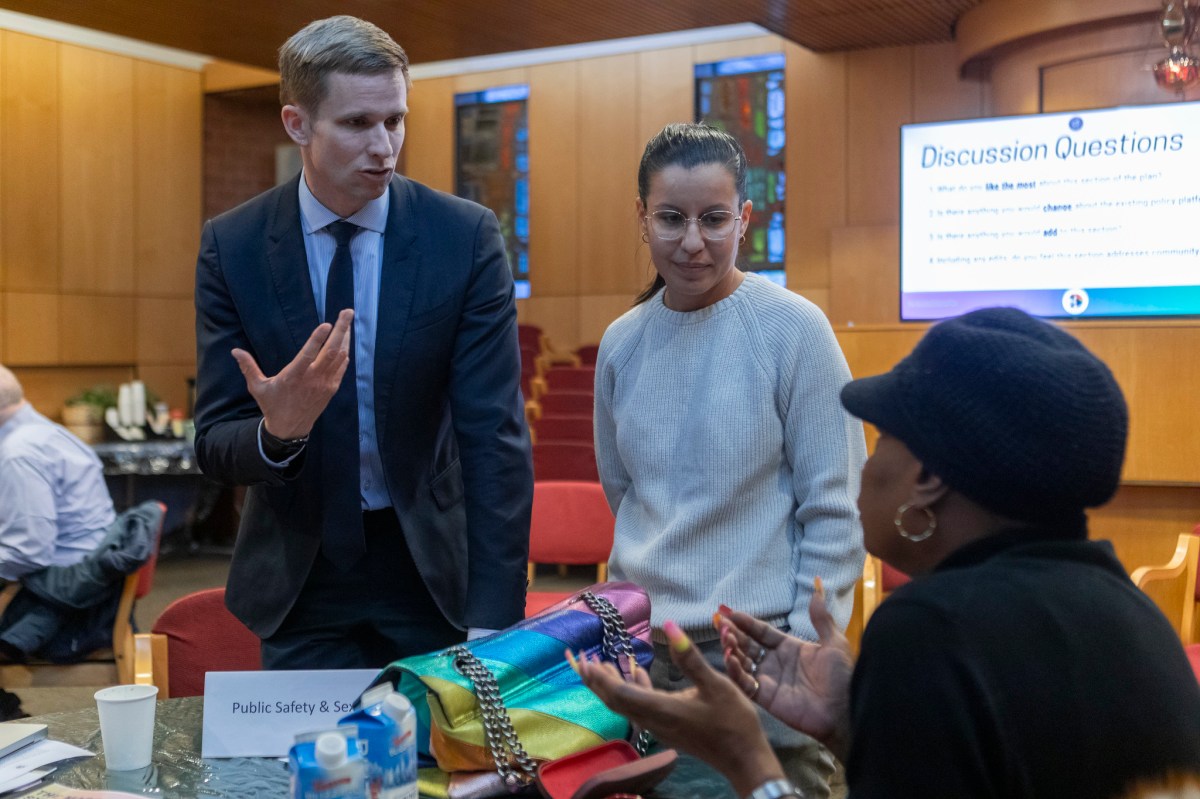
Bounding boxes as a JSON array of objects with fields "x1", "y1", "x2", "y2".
[{"x1": 645, "y1": 210, "x2": 741, "y2": 242}]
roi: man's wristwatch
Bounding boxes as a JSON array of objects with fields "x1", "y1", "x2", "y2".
[{"x1": 745, "y1": 779, "x2": 804, "y2": 799}]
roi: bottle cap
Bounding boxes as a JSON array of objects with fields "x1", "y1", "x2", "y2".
[
  {"x1": 382, "y1": 692, "x2": 413, "y2": 722},
  {"x1": 315, "y1": 732, "x2": 347, "y2": 768}
]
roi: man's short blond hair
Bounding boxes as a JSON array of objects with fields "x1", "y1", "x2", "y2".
[
  {"x1": 0, "y1": 365, "x2": 23, "y2": 411},
  {"x1": 278, "y1": 15, "x2": 410, "y2": 116}
]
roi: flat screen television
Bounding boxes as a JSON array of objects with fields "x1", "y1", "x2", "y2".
[
  {"x1": 455, "y1": 84, "x2": 530, "y2": 299},
  {"x1": 900, "y1": 101, "x2": 1200, "y2": 320},
  {"x1": 695, "y1": 53, "x2": 786, "y2": 286}
]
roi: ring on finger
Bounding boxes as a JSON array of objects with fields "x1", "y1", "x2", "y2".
[
  {"x1": 748, "y1": 659, "x2": 759, "y2": 676},
  {"x1": 754, "y1": 645, "x2": 768, "y2": 665},
  {"x1": 746, "y1": 677, "x2": 760, "y2": 700}
]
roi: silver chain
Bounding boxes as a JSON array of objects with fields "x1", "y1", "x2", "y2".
[
  {"x1": 447, "y1": 590, "x2": 653, "y2": 790},
  {"x1": 449, "y1": 645, "x2": 539, "y2": 791}
]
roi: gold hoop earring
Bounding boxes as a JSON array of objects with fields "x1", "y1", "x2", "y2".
[
  {"x1": 641, "y1": 232, "x2": 649, "y2": 243},
  {"x1": 894, "y1": 503, "x2": 936, "y2": 542}
]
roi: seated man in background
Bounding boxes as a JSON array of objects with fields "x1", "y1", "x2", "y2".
[
  {"x1": 0, "y1": 364, "x2": 115, "y2": 587},
  {"x1": 0, "y1": 364, "x2": 119, "y2": 718}
]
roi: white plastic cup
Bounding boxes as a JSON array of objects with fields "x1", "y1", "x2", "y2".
[{"x1": 94, "y1": 684, "x2": 158, "y2": 770}]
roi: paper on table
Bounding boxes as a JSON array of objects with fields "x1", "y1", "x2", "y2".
[{"x1": 0, "y1": 740, "x2": 93, "y2": 794}]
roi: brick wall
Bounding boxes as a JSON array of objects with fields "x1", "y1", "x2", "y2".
[{"x1": 203, "y1": 87, "x2": 292, "y2": 220}]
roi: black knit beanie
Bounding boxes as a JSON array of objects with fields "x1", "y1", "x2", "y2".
[{"x1": 840, "y1": 307, "x2": 1128, "y2": 525}]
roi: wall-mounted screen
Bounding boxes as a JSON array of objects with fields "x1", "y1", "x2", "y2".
[
  {"x1": 455, "y1": 84, "x2": 530, "y2": 299},
  {"x1": 901, "y1": 101, "x2": 1200, "y2": 320},
  {"x1": 695, "y1": 53, "x2": 786, "y2": 286}
]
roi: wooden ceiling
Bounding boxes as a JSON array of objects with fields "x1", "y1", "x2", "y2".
[{"x1": 0, "y1": 0, "x2": 983, "y2": 68}]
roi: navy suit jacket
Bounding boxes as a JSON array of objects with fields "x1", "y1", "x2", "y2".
[{"x1": 193, "y1": 173, "x2": 532, "y2": 638}]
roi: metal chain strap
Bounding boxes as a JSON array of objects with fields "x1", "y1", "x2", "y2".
[
  {"x1": 580, "y1": 591, "x2": 654, "y2": 756},
  {"x1": 446, "y1": 590, "x2": 653, "y2": 788},
  {"x1": 448, "y1": 645, "x2": 538, "y2": 792}
]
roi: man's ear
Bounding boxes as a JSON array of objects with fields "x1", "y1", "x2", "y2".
[
  {"x1": 281, "y1": 105, "x2": 309, "y2": 146},
  {"x1": 908, "y1": 467, "x2": 950, "y2": 510}
]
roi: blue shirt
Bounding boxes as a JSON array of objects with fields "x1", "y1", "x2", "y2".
[
  {"x1": 0, "y1": 404, "x2": 116, "y2": 581},
  {"x1": 297, "y1": 175, "x2": 391, "y2": 511}
]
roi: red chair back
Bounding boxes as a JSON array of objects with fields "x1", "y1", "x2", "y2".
[
  {"x1": 151, "y1": 588, "x2": 261, "y2": 697},
  {"x1": 1194, "y1": 523, "x2": 1200, "y2": 601},
  {"x1": 518, "y1": 324, "x2": 543, "y2": 352},
  {"x1": 530, "y1": 481, "x2": 614, "y2": 564},
  {"x1": 576, "y1": 344, "x2": 600, "y2": 366},
  {"x1": 533, "y1": 442, "x2": 599, "y2": 481},
  {"x1": 534, "y1": 415, "x2": 593, "y2": 443},
  {"x1": 539, "y1": 392, "x2": 593, "y2": 416},
  {"x1": 881, "y1": 562, "x2": 911, "y2": 592},
  {"x1": 545, "y1": 367, "x2": 595, "y2": 392}
]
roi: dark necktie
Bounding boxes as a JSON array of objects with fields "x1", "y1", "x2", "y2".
[{"x1": 320, "y1": 220, "x2": 366, "y2": 568}]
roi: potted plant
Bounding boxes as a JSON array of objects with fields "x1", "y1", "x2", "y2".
[{"x1": 62, "y1": 385, "x2": 117, "y2": 444}]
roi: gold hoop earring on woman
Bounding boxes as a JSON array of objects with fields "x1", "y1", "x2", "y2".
[
  {"x1": 895, "y1": 503, "x2": 936, "y2": 542},
  {"x1": 641, "y1": 232, "x2": 649, "y2": 243}
]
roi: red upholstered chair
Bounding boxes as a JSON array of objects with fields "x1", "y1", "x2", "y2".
[
  {"x1": 881, "y1": 562, "x2": 911, "y2": 593},
  {"x1": 533, "y1": 414, "x2": 593, "y2": 443},
  {"x1": 539, "y1": 391, "x2": 594, "y2": 416},
  {"x1": 576, "y1": 344, "x2": 600, "y2": 366},
  {"x1": 1186, "y1": 643, "x2": 1200, "y2": 684},
  {"x1": 526, "y1": 481, "x2": 614, "y2": 616},
  {"x1": 533, "y1": 441, "x2": 599, "y2": 482},
  {"x1": 544, "y1": 367, "x2": 595, "y2": 393},
  {"x1": 138, "y1": 587, "x2": 261, "y2": 698},
  {"x1": 518, "y1": 324, "x2": 544, "y2": 352}
]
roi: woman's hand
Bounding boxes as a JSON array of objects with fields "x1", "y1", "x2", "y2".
[
  {"x1": 572, "y1": 622, "x2": 786, "y2": 797},
  {"x1": 718, "y1": 579, "x2": 855, "y2": 762}
]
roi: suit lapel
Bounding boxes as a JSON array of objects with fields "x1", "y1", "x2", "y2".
[
  {"x1": 374, "y1": 175, "x2": 420, "y2": 433},
  {"x1": 267, "y1": 175, "x2": 320, "y2": 351}
]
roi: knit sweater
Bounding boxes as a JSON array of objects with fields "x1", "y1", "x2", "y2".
[{"x1": 595, "y1": 273, "x2": 866, "y2": 642}]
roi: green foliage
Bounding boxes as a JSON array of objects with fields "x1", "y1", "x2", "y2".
[{"x1": 66, "y1": 384, "x2": 118, "y2": 410}]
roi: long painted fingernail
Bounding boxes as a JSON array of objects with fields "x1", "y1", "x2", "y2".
[
  {"x1": 718, "y1": 604, "x2": 734, "y2": 616},
  {"x1": 814, "y1": 576, "x2": 825, "y2": 597},
  {"x1": 663, "y1": 621, "x2": 690, "y2": 653},
  {"x1": 712, "y1": 612, "x2": 724, "y2": 631},
  {"x1": 565, "y1": 649, "x2": 580, "y2": 673}
]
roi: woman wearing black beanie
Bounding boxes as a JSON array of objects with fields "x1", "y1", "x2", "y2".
[{"x1": 576, "y1": 307, "x2": 1200, "y2": 799}]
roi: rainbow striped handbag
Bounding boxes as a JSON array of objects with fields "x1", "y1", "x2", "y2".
[{"x1": 366, "y1": 582, "x2": 652, "y2": 791}]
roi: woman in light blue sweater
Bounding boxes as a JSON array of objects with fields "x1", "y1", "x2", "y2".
[{"x1": 594, "y1": 123, "x2": 866, "y2": 795}]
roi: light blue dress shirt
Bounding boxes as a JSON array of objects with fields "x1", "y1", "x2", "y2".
[
  {"x1": 0, "y1": 404, "x2": 115, "y2": 581},
  {"x1": 296, "y1": 175, "x2": 392, "y2": 511}
]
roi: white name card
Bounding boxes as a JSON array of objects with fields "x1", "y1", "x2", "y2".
[{"x1": 201, "y1": 669, "x2": 378, "y2": 758}]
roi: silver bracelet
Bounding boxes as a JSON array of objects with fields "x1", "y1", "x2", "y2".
[{"x1": 745, "y1": 778, "x2": 803, "y2": 799}]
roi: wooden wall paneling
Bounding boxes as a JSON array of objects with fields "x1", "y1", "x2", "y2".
[
  {"x1": 692, "y1": 35, "x2": 781, "y2": 66},
  {"x1": 912, "y1": 43, "x2": 984, "y2": 123},
  {"x1": 834, "y1": 324, "x2": 928, "y2": 452},
  {"x1": 527, "y1": 61, "x2": 579, "y2": 299},
  {"x1": 1042, "y1": 47, "x2": 1193, "y2": 113},
  {"x1": 453, "y1": 68, "x2": 528, "y2": 94},
  {"x1": 59, "y1": 294, "x2": 135, "y2": 364},
  {"x1": 3, "y1": 292, "x2": 59, "y2": 365},
  {"x1": 636, "y1": 46, "x2": 692, "y2": 145},
  {"x1": 405, "y1": 76, "x2": 455, "y2": 193},
  {"x1": 1067, "y1": 324, "x2": 1200, "y2": 485},
  {"x1": 59, "y1": 45, "x2": 135, "y2": 295},
  {"x1": 845, "y1": 46, "x2": 912, "y2": 226},
  {"x1": 518, "y1": 295, "x2": 582, "y2": 354},
  {"x1": 799, "y1": 288, "x2": 831, "y2": 316},
  {"x1": 11, "y1": 365, "x2": 135, "y2": 420},
  {"x1": 135, "y1": 297, "x2": 195, "y2": 364},
  {"x1": 576, "y1": 54, "x2": 642, "y2": 297},
  {"x1": 1090, "y1": 485, "x2": 1200, "y2": 574},
  {"x1": 1, "y1": 32, "x2": 60, "y2": 293},
  {"x1": 787, "y1": 43, "x2": 846, "y2": 292},
  {"x1": 987, "y1": 18, "x2": 1153, "y2": 116},
  {"x1": 134, "y1": 62, "x2": 202, "y2": 297},
  {"x1": 579, "y1": 294, "x2": 641, "y2": 348},
  {"x1": 829, "y1": 224, "x2": 901, "y2": 326},
  {"x1": 135, "y1": 363, "x2": 193, "y2": 411},
  {"x1": 0, "y1": 33, "x2": 4, "y2": 291}
]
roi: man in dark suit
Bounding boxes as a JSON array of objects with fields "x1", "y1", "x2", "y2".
[{"x1": 193, "y1": 15, "x2": 533, "y2": 669}]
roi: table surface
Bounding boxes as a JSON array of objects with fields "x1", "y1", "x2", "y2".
[{"x1": 21, "y1": 697, "x2": 737, "y2": 798}]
